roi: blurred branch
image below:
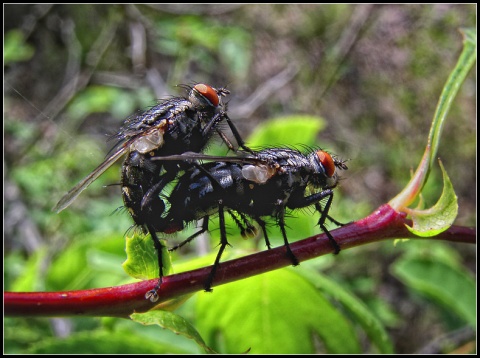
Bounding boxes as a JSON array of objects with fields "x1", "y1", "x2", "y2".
[
  {"x1": 416, "y1": 326, "x2": 475, "y2": 354},
  {"x1": 4, "y1": 204, "x2": 475, "y2": 318},
  {"x1": 145, "y1": 68, "x2": 171, "y2": 99},
  {"x1": 4, "y1": 180, "x2": 44, "y2": 253},
  {"x1": 230, "y1": 64, "x2": 299, "y2": 119},
  {"x1": 20, "y1": 4, "x2": 54, "y2": 39},
  {"x1": 17, "y1": 13, "x2": 121, "y2": 162},
  {"x1": 125, "y1": 5, "x2": 171, "y2": 99},
  {"x1": 91, "y1": 71, "x2": 144, "y2": 89},
  {"x1": 60, "y1": 18, "x2": 82, "y2": 89},
  {"x1": 317, "y1": 4, "x2": 377, "y2": 100},
  {"x1": 32, "y1": 14, "x2": 119, "y2": 125},
  {"x1": 129, "y1": 20, "x2": 147, "y2": 74}
]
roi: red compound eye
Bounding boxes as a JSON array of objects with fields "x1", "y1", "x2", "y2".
[
  {"x1": 193, "y1": 84, "x2": 220, "y2": 107},
  {"x1": 317, "y1": 150, "x2": 335, "y2": 177}
]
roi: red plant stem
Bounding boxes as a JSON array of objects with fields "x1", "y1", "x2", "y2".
[{"x1": 4, "y1": 204, "x2": 475, "y2": 318}]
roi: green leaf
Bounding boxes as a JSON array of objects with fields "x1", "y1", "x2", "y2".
[
  {"x1": 26, "y1": 330, "x2": 175, "y2": 354},
  {"x1": 404, "y1": 160, "x2": 458, "y2": 236},
  {"x1": 391, "y1": 257, "x2": 476, "y2": 328},
  {"x1": 195, "y1": 268, "x2": 360, "y2": 354},
  {"x1": 131, "y1": 310, "x2": 216, "y2": 354},
  {"x1": 297, "y1": 268, "x2": 394, "y2": 353},
  {"x1": 462, "y1": 27, "x2": 476, "y2": 46},
  {"x1": 45, "y1": 234, "x2": 127, "y2": 291},
  {"x1": 219, "y1": 29, "x2": 252, "y2": 80},
  {"x1": 66, "y1": 86, "x2": 139, "y2": 122},
  {"x1": 123, "y1": 232, "x2": 171, "y2": 280},
  {"x1": 45, "y1": 241, "x2": 90, "y2": 291},
  {"x1": 8, "y1": 248, "x2": 48, "y2": 292},
  {"x1": 4, "y1": 30, "x2": 35, "y2": 64},
  {"x1": 246, "y1": 115, "x2": 327, "y2": 148},
  {"x1": 390, "y1": 28, "x2": 476, "y2": 210}
]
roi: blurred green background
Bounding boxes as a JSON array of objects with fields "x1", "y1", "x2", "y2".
[{"x1": 4, "y1": 4, "x2": 476, "y2": 354}]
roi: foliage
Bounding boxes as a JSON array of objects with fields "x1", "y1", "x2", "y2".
[{"x1": 4, "y1": 29, "x2": 35, "y2": 64}]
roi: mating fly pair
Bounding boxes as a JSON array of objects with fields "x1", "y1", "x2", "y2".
[{"x1": 53, "y1": 83, "x2": 347, "y2": 302}]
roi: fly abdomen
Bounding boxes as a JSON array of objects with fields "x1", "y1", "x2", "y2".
[{"x1": 121, "y1": 151, "x2": 165, "y2": 227}]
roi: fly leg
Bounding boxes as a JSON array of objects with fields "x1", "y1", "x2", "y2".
[
  {"x1": 202, "y1": 109, "x2": 253, "y2": 154},
  {"x1": 254, "y1": 216, "x2": 272, "y2": 250},
  {"x1": 204, "y1": 201, "x2": 231, "y2": 292},
  {"x1": 276, "y1": 205, "x2": 299, "y2": 266},
  {"x1": 287, "y1": 189, "x2": 341, "y2": 254},
  {"x1": 222, "y1": 112, "x2": 255, "y2": 154},
  {"x1": 215, "y1": 129, "x2": 238, "y2": 153},
  {"x1": 315, "y1": 193, "x2": 341, "y2": 254},
  {"x1": 168, "y1": 217, "x2": 209, "y2": 251},
  {"x1": 144, "y1": 224, "x2": 166, "y2": 302},
  {"x1": 228, "y1": 210, "x2": 257, "y2": 238},
  {"x1": 315, "y1": 202, "x2": 347, "y2": 227},
  {"x1": 140, "y1": 170, "x2": 176, "y2": 212}
]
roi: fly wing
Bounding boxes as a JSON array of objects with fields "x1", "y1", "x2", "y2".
[
  {"x1": 150, "y1": 151, "x2": 264, "y2": 165},
  {"x1": 53, "y1": 146, "x2": 127, "y2": 213}
]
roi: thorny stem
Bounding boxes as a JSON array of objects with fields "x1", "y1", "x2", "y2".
[{"x1": 4, "y1": 204, "x2": 475, "y2": 318}]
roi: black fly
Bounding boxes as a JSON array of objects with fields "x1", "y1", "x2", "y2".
[
  {"x1": 150, "y1": 147, "x2": 348, "y2": 295},
  {"x1": 53, "y1": 83, "x2": 251, "y2": 298}
]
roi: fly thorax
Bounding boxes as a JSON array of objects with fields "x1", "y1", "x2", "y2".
[{"x1": 168, "y1": 102, "x2": 193, "y2": 118}]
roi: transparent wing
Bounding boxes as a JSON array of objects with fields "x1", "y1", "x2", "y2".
[
  {"x1": 53, "y1": 146, "x2": 127, "y2": 213},
  {"x1": 150, "y1": 151, "x2": 264, "y2": 165}
]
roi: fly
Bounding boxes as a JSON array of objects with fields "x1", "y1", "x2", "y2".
[
  {"x1": 53, "y1": 84, "x2": 248, "y2": 213},
  {"x1": 146, "y1": 147, "x2": 348, "y2": 299}
]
